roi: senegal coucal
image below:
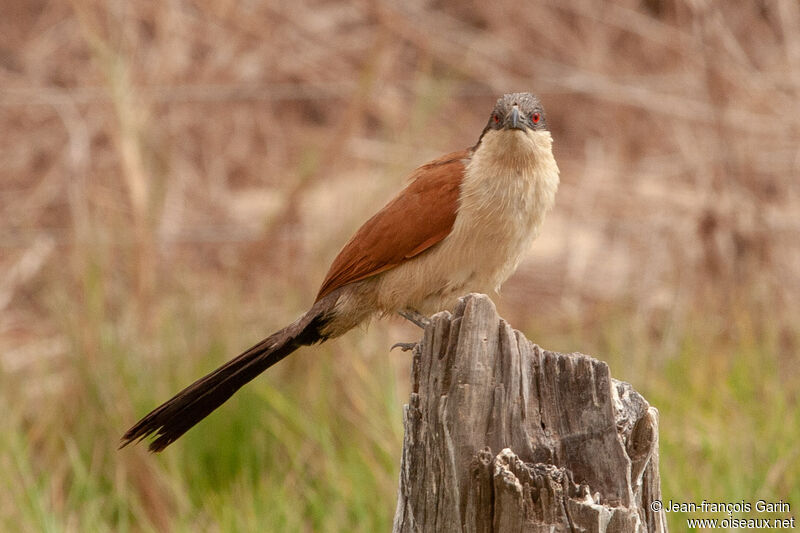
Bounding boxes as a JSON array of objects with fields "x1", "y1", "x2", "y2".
[{"x1": 122, "y1": 92, "x2": 560, "y2": 452}]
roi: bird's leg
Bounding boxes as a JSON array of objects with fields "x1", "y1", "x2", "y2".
[
  {"x1": 392, "y1": 309, "x2": 431, "y2": 352},
  {"x1": 397, "y1": 309, "x2": 431, "y2": 329}
]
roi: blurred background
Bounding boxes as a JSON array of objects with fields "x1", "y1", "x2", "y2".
[{"x1": 1, "y1": 0, "x2": 799, "y2": 531}]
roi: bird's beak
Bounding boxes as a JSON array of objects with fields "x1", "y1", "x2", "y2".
[{"x1": 507, "y1": 106, "x2": 525, "y2": 131}]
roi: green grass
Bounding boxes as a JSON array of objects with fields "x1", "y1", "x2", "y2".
[
  {"x1": 529, "y1": 303, "x2": 800, "y2": 531},
  {"x1": 652, "y1": 322, "x2": 800, "y2": 529},
  {"x1": 2, "y1": 257, "x2": 798, "y2": 531}
]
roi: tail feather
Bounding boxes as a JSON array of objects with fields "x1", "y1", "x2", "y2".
[{"x1": 121, "y1": 309, "x2": 329, "y2": 452}]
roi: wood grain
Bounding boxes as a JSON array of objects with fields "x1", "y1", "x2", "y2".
[{"x1": 393, "y1": 294, "x2": 667, "y2": 532}]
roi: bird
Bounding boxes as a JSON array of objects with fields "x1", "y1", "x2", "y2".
[{"x1": 121, "y1": 92, "x2": 560, "y2": 452}]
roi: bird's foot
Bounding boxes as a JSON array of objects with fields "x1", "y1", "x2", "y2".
[
  {"x1": 398, "y1": 309, "x2": 431, "y2": 329},
  {"x1": 391, "y1": 341, "x2": 418, "y2": 352}
]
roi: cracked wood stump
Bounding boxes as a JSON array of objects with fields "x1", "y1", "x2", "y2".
[{"x1": 392, "y1": 294, "x2": 667, "y2": 533}]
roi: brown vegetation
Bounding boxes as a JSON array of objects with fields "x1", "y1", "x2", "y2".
[{"x1": 3, "y1": 1, "x2": 798, "y2": 334}]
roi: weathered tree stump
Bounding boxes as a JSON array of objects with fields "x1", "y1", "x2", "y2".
[{"x1": 392, "y1": 294, "x2": 667, "y2": 533}]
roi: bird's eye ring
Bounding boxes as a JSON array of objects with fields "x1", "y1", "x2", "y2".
[
  {"x1": 492, "y1": 113, "x2": 500, "y2": 124},
  {"x1": 531, "y1": 112, "x2": 541, "y2": 124}
]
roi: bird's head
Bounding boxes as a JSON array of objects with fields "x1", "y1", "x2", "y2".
[
  {"x1": 484, "y1": 92, "x2": 547, "y2": 135},
  {"x1": 475, "y1": 92, "x2": 551, "y2": 162}
]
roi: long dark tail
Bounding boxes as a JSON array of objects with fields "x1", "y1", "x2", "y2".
[{"x1": 121, "y1": 307, "x2": 330, "y2": 452}]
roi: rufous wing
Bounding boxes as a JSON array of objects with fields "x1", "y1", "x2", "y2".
[{"x1": 315, "y1": 149, "x2": 469, "y2": 301}]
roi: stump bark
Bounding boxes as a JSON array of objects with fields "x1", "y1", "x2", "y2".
[{"x1": 392, "y1": 294, "x2": 667, "y2": 533}]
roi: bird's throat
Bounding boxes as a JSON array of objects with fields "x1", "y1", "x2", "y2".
[{"x1": 462, "y1": 128, "x2": 559, "y2": 210}]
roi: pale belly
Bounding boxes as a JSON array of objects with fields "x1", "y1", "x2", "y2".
[{"x1": 373, "y1": 204, "x2": 541, "y2": 315}]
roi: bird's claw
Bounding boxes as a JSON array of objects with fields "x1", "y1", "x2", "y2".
[
  {"x1": 391, "y1": 342, "x2": 418, "y2": 352},
  {"x1": 394, "y1": 309, "x2": 428, "y2": 351}
]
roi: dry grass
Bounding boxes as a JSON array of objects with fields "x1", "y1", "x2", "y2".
[{"x1": 1, "y1": 0, "x2": 799, "y2": 530}]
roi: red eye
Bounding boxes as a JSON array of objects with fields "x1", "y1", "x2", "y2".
[
  {"x1": 531, "y1": 112, "x2": 541, "y2": 124},
  {"x1": 492, "y1": 113, "x2": 500, "y2": 124}
]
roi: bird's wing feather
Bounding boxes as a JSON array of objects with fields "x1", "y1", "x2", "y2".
[{"x1": 315, "y1": 149, "x2": 469, "y2": 301}]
